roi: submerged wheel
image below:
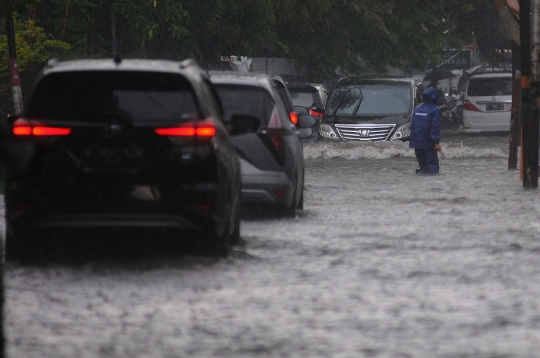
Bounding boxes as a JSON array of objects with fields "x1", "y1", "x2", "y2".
[{"x1": 5, "y1": 228, "x2": 39, "y2": 263}]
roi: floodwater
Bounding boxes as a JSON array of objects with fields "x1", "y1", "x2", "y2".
[{"x1": 4, "y1": 132, "x2": 540, "y2": 358}]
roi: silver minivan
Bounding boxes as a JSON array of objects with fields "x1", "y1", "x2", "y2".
[{"x1": 462, "y1": 72, "x2": 511, "y2": 133}]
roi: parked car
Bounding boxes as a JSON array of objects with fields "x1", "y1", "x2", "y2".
[
  {"x1": 461, "y1": 72, "x2": 511, "y2": 133},
  {"x1": 287, "y1": 83, "x2": 328, "y2": 119},
  {"x1": 269, "y1": 77, "x2": 321, "y2": 142},
  {"x1": 319, "y1": 76, "x2": 423, "y2": 141},
  {"x1": 209, "y1": 72, "x2": 317, "y2": 217},
  {"x1": 5, "y1": 58, "x2": 242, "y2": 260}
]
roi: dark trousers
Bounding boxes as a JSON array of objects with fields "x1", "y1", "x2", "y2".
[{"x1": 414, "y1": 148, "x2": 439, "y2": 175}]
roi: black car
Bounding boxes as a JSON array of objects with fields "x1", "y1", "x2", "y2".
[
  {"x1": 319, "y1": 76, "x2": 423, "y2": 141},
  {"x1": 5, "y1": 58, "x2": 241, "y2": 259},
  {"x1": 210, "y1": 72, "x2": 317, "y2": 217}
]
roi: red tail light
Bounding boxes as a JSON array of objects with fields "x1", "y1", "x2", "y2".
[
  {"x1": 267, "y1": 128, "x2": 285, "y2": 157},
  {"x1": 289, "y1": 112, "x2": 298, "y2": 125},
  {"x1": 13, "y1": 119, "x2": 71, "y2": 136},
  {"x1": 154, "y1": 120, "x2": 216, "y2": 137},
  {"x1": 309, "y1": 109, "x2": 324, "y2": 117},
  {"x1": 463, "y1": 100, "x2": 481, "y2": 112}
]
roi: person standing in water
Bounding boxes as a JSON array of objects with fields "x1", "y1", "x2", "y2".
[{"x1": 410, "y1": 87, "x2": 442, "y2": 175}]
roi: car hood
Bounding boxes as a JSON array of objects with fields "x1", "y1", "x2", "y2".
[{"x1": 323, "y1": 114, "x2": 411, "y2": 126}]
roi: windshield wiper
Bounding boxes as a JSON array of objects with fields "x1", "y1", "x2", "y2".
[
  {"x1": 351, "y1": 87, "x2": 364, "y2": 116},
  {"x1": 332, "y1": 88, "x2": 352, "y2": 116}
]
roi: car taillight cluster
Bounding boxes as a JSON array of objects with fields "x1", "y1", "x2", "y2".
[
  {"x1": 154, "y1": 120, "x2": 216, "y2": 137},
  {"x1": 289, "y1": 112, "x2": 298, "y2": 125},
  {"x1": 309, "y1": 109, "x2": 324, "y2": 117},
  {"x1": 13, "y1": 118, "x2": 72, "y2": 136},
  {"x1": 463, "y1": 100, "x2": 481, "y2": 112}
]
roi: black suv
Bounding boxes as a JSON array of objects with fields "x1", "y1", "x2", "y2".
[
  {"x1": 319, "y1": 76, "x2": 423, "y2": 141},
  {"x1": 5, "y1": 58, "x2": 241, "y2": 259}
]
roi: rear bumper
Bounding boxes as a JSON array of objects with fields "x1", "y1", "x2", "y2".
[
  {"x1": 239, "y1": 158, "x2": 293, "y2": 206},
  {"x1": 26, "y1": 214, "x2": 205, "y2": 231}
]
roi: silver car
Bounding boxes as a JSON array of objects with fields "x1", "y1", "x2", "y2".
[{"x1": 210, "y1": 72, "x2": 317, "y2": 217}]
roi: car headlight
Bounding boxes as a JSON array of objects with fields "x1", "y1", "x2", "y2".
[
  {"x1": 391, "y1": 122, "x2": 411, "y2": 140},
  {"x1": 319, "y1": 124, "x2": 338, "y2": 139}
]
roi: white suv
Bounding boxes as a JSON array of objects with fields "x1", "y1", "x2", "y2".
[{"x1": 462, "y1": 72, "x2": 511, "y2": 133}]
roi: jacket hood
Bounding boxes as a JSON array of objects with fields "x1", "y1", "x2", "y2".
[{"x1": 422, "y1": 87, "x2": 438, "y2": 104}]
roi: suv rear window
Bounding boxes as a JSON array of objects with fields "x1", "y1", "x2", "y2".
[
  {"x1": 28, "y1": 71, "x2": 199, "y2": 122},
  {"x1": 467, "y1": 77, "x2": 511, "y2": 97},
  {"x1": 214, "y1": 84, "x2": 276, "y2": 126},
  {"x1": 289, "y1": 87, "x2": 320, "y2": 107}
]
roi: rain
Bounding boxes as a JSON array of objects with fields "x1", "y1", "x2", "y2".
[{"x1": 1, "y1": 1, "x2": 539, "y2": 358}]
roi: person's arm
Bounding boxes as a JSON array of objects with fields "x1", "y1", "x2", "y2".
[{"x1": 430, "y1": 107, "x2": 441, "y2": 147}]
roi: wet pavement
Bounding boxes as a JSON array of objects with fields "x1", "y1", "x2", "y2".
[{"x1": 4, "y1": 132, "x2": 540, "y2": 357}]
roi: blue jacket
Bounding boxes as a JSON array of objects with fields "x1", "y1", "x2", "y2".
[{"x1": 409, "y1": 87, "x2": 441, "y2": 149}]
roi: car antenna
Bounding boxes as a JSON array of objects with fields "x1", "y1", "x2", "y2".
[{"x1": 113, "y1": 54, "x2": 122, "y2": 65}]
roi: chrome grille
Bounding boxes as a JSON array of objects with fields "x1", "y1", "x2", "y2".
[{"x1": 335, "y1": 123, "x2": 396, "y2": 141}]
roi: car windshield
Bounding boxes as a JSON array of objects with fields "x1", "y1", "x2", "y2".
[
  {"x1": 28, "y1": 71, "x2": 199, "y2": 122},
  {"x1": 467, "y1": 77, "x2": 511, "y2": 96},
  {"x1": 327, "y1": 83, "x2": 411, "y2": 116},
  {"x1": 289, "y1": 87, "x2": 319, "y2": 107},
  {"x1": 214, "y1": 84, "x2": 276, "y2": 126}
]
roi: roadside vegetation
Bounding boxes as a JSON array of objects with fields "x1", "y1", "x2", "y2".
[{"x1": 1, "y1": 0, "x2": 507, "y2": 114}]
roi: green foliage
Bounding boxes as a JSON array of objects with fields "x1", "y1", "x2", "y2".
[
  {"x1": 9, "y1": 0, "x2": 503, "y2": 76},
  {"x1": 0, "y1": 16, "x2": 70, "y2": 79}
]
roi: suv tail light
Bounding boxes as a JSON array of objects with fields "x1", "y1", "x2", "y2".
[
  {"x1": 309, "y1": 109, "x2": 324, "y2": 117},
  {"x1": 463, "y1": 100, "x2": 481, "y2": 112},
  {"x1": 13, "y1": 118, "x2": 72, "y2": 136},
  {"x1": 289, "y1": 112, "x2": 298, "y2": 125},
  {"x1": 266, "y1": 108, "x2": 285, "y2": 157},
  {"x1": 154, "y1": 120, "x2": 216, "y2": 137}
]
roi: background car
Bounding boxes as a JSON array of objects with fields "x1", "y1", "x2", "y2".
[
  {"x1": 461, "y1": 72, "x2": 511, "y2": 133},
  {"x1": 319, "y1": 76, "x2": 423, "y2": 142},
  {"x1": 287, "y1": 83, "x2": 328, "y2": 119},
  {"x1": 210, "y1": 72, "x2": 317, "y2": 217},
  {"x1": 5, "y1": 58, "x2": 241, "y2": 260}
]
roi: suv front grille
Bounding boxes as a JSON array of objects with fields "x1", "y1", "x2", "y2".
[{"x1": 335, "y1": 123, "x2": 396, "y2": 141}]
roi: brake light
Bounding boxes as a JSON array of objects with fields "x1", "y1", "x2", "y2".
[
  {"x1": 463, "y1": 100, "x2": 481, "y2": 112},
  {"x1": 309, "y1": 109, "x2": 324, "y2": 117},
  {"x1": 289, "y1": 112, "x2": 298, "y2": 125},
  {"x1": 266, "y1": 108, "x2": 284, "y2": 157},
  {"x1": 154, "y1": 120, "x2": 216, "y2": 137},
  {"x1": 13, "y1": 119, "x2": 71, "y2": 136},
  {"x1": 267, "y1": 128, "x2": 285, "y2": 157}
]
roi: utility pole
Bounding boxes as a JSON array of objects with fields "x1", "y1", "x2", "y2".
[
  {"x1": 519, "y1": 0, "x2": 539, "y2": 187},
  {"x1": 509, "y1": 40, "x2": 521, "y2": 169},
  {"x1": 6, "y1": 12, "x2": 23, "y2": 115}
]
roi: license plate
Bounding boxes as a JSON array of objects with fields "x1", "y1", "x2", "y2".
[
  {"x1": 486, "y1": 103, "x2": 504, "y2": 111},
  {"x1": 83, "y1": 146, "x2": 143, "y2": 162}
]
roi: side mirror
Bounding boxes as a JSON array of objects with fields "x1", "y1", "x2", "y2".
[
  {"x1": 229, "y1": 114, "x2": 260, "y2": 135},
  {"x1": 297, "y1": 114, "x2": 317, "y2": 129}
]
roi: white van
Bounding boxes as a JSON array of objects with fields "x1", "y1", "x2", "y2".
[{"x1": 462, "y1": 72, "x2": 511, "y2": 133}]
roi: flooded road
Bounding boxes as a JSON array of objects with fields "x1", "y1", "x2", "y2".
[{"x1": 4, "y1": 132, "x2": 540, "y2": 357}]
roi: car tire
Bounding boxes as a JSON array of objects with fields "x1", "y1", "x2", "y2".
[
  {"x1": 206, "y1": 216, "x2": 232, "y2": 258},
  {"x1": 297, "y1": 185, "x2": 304, "y2": 211},
  {"x1": 5, "y1": 227, "x2": 38, "y2": 263},
  {"x1": 230, "y1": 205, "x2": 241, "y2": 246}
]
